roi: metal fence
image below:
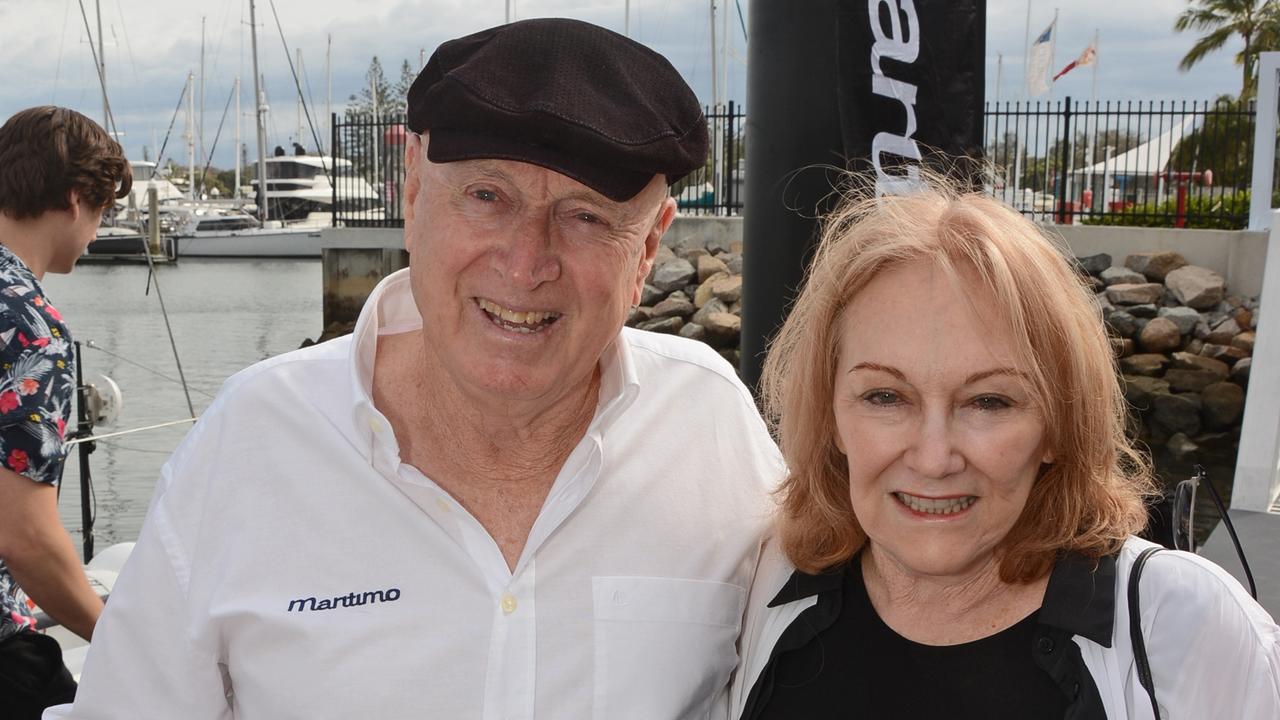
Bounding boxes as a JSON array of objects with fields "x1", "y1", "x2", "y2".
[
  {"x1": 984, "y1": 98, "x2": 1256, "y2": 229},
  {"x1": 331, "y1": 105, "x2": 747, "y2": 227}
]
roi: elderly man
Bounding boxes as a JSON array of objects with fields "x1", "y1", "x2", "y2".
[{"x1": 48, "y1": 18, "x2": 781, "y2": 719}]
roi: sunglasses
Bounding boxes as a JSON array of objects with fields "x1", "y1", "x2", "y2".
[{"x1": 1172, "y1": 465, "x2": 1257, "y2": 600}]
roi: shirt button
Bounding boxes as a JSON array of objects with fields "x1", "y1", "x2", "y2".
[
  {"x1": 500, "y1": 593, "x2": 517, "y2": 615},
  {"x1": 367, "y1": 417, "x2": 383, "y2": 433},
  {"x1": 1037, "y1": 636, "x2": 1055, "y2": 654},
  {"x1": 435, "y1": 498, "x2": 451, "y2": 513}
]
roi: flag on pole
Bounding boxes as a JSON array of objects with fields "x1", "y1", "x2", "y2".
[
  {"x1": 1053, "y1": 39, "x2": 1097, "y2": 82},
  {"x1": 1025, "y1": 21, "x2": 1055, "y2": 97}
]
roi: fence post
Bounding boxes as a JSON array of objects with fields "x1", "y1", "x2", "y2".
[
  {"x1": 331, "y1": 113, "x2": 338, "y2": 226},
  {"x1": 1057, "y1": 96, "x2": 1072, "y2": 223},
  {"x1": 1249, "y1": 53, "x2": 1280, "y2": 231}
]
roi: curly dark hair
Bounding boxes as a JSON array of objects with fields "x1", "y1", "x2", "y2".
[{"x1": 0, "y1": 106, "x2": 132, "y2": 220}]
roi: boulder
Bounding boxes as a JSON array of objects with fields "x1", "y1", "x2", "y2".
[
  {"x1": 694, "y1": 271, "x2": 728, "y2": 307},
  {"x1": 1200, "y1": 343, "x2": 1248, "y2": 365},
  {"x1": 1093, "y1": 292, "x2": 1115, "y2": 314},
  {"x1": 718, "y1": 348, "x2": 741, "y2": 367},
  {"x1": 703, "y1": 312, "x2": 741, "y2": 343},
  {"x1": 1165, "y1": 265, "x2": 1227, "y2": 310},
  {"x1": 1120, "y1": 353, "x2": 1168, "y2": 377},
  {"x1": 640, "y1": 284, "x2": 665, "y2": 307},
  {"x1": 1123, "y1": 375, "x2": 1170, "y2": 410},
  {"x1": 1106, "y1": 310, "x2": 1138, "y2": 338},
  {"x1": 710, "y1": 274, "x2": 743, "y2": 304},
  {"x1": 1106, "y1": 283, "x2": 1165, "y2": 306},
  {"x1": 678, "y1": 322, "x2": 707, "y2": 342},
  {"x1": 1205, "y1": 317, "x2": 1242, "y2": 346},
  {"x1": 1100, "y1": 266, "x2": 1146, "y2": 286},
  {"x1": 721, "y1": 252, "x2": 744, "y2": 275},
  {"x1": 1156, "y1": 306, "x2": 1200, "y2": 335},
  {"x1": 1076, "y1": 253, "x2": 1112, "y2": 276},
  {"x1": 697, "y1": 254, "x2": 730, "y2": 283},
  {"x1": 653, "y1": 244, "x2": 676, "y2": 266},
  {"x1": 706, "y1": 234, "x2": 735, "y2": 255},
  {"x1": 1137, "y1": 317, "x2": 1181, "y2": 353},
  {"x1": 1167, "y1": 433, "x2": 1199, "y2": 459},
  {"x1": 1163, "y1": 368, "x2": 1222, "y2": 393},
  {"x1": 636, "y1": 316, "x2": 684, "y2": 334},
  {"x1": 1109, "y1": 338, "x2": 1135, "y2": 357},
  {"x1": 1231, "y1": 357, "x2": 1251, "y2": 385},
  {"x1": 1125, "y1": 251, "x2": 1188, "y2": 281},
  {"x1": 1151, "y1": 393, "x2": 1201, "y2": 436},
  {"x1": 627, "y1": 306, "x2": 654, "y2": 324},
  {"x1": 1231, "y1": 331, "x2": 1256, "y2": 353},
  {"x1": 650, "y1": 294, "x2": 695, "y2": 319},
  {"x1": 1234, "y1": 307, "x2": 1254, "y2": 330},
  {"x1": 651, "y1": 258, "x2": 696, "y2": 292},
  {"x1": 693, "y1": 297, "x2": 730, "y2": 325},
  {"x1": 1169, "y1": 352, "x2": 1229, "y2": 379},
  {"x1": 1128, "y1": 304, "x2": 1158, "y2": 319},
  {"x1": 677, "y1": 246, "x2": 710, "y2": 264},
  {"x1": 1201, "y1": 381, "x2": 1245, "y2": 429},
  {"x1": 1185, "y1": 338, "x2": 1205, "y2": 355}
]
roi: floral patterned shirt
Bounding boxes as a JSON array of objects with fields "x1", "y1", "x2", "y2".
[{"x1": 0, "y1": 243, "x2": 75, "y2": 641}]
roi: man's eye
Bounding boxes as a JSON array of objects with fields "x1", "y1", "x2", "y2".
[
  {"x1": 471, "y1": 189, "x2": 498, "y2": 202},
  {"x1": 576, "y1": 212, "x2": 601, "y2": 224}
]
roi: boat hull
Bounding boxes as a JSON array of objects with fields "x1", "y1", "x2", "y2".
[{"x1": 172, "y1": 227, "x2": 326, "y2": 258}]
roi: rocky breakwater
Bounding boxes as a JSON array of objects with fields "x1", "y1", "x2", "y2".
[
  {"x1": 625, "y1": 234, "x2": 745, "y2": 367},
  {"x1": 1086, "y1": 250, "x2": 1257, "y2": 459}
]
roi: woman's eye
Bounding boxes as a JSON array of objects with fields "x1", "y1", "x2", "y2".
[
  {"x1": 862, "y1": 390, "x2": 901, "y2": 406},
  {"x1": 972, "y1": 395, "x2": 1012, "y2": 411}
]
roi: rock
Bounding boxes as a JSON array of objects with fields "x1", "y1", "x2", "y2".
[
  {"x1": 694, "y1": 271, "x2": 728, "y2": 307},
  {"x1": 1167, "y1": 432, "x2": 1199, "y2": 459},
  {"x1": 1169, "y1": 352, "x2": 1229, "y2": 379},
  {"x1": 1076, "y1": 254, "x2": 1112, "y2": 276},
  {"x1": 703, "y1": 312, "x2": 741, "y2": 344},
  {"x1": 1185, "y1": 339, "x2": 1205, "y2": 355},
  {"x1": 1100, "y1": 266, "x2": 1146, "y2": 286},
  {"x1": 693, "y1": 297, "x2": 730, "y2": 325},
  {"x1": 1164, "y1": 368, "x2": 1222, "y2": 393},
  {"x1": 1093, "y1": 292, "x2": 1114, "y2": 314},
  {"x1": 1192, "y1": 319, "x2": 1211, "y2": 340},
  {"x1": 678, "y1": 322, "x2": 707, "y2": 342},
  {"x1": 721, "y1": 252, "x2": 744, "y2": 275},
  {"x1": 640, "y1": 284, "x2": 665, "y2": 306},
  {"x1": 1200, "y1": 343, "x2": 1248, "y2": 365},
  {"x1": 1234, "y1": 307, "x2": 1254, "y2": 330},
  {"x1": 718, "y1": 348, "x2": 741, "y2": 367},
  {"x1": 1109, "y1": 338, "x2": 1135, "y2": 357},
  {"x1": 1152, "y1": 393, "x2": 1202, "y2": 436},
  {"x1": 677, "y1": 246, "x2": 710, "y2": 264},
  {"x1": 1106, "y1": 283, "x2": 1165, "y2": 306},
  {"x1": 729, "y1": 301, "x2": 742, "y2": 315},
  {"x1": 1161, "y1": 288, "x2": 1182, "y2": 308},
  {"x1": 1231, "y1": 331, "x2": 1256, "y2": 353},
  {"x1": 1165, "y1": 265, "x2": 1227, "y2": 309},
  {"x1": 1106, "y1": 310, "x2": 1138, "y2": 338},
  {"x1": 651, "y1": 258, "x2": 696, "y2": 292},
  {"x1": 1087, "y1": 276, "x2": 1106, "y2": 293},
  {"x1": 627, "y1": 306, "x2": 654, "y2": 325},
  {"x1": 1123, "y1": 375, "x2": 1170, "y2": 409},
  {"x1": 1125, "y1": 251, "x2": 1188, "y2": 281},
  {"x1": 710, "y1": 274, "x2": 743, "y2": 304},
  {"x1": 1201, "y1": 381, "x2": 1245, "y2": 429},
  {"x1": 1138, "y1": 317, "x2": 1181, "y2": 353},
  {"x1": 1231, "y1": 357, "x2": 1251, "y2": 385},
  {"x1": 650, "y1": 295, "x2": 695, "y2": 319},
  {"x1": 1205, "y1": 317, "x2": 1242, "y2": 346},
  {"x1": 706, "y1": 234, "x2": 735, "y2": 255},
  {"x1": 636, "y1": 316, "x2": 684, "y2": 334},
  {"x1": 1128, "y1": 304, "x2": 1158, "y2": 319},
  {"x1": 1157, "y1": 306, "x2": 1200, "y2": 335},
  {"x1": 731, "y1": 240, "x2": 744, "y2": 254},
  {"x1": 697, "y1": 254, "x2": 730, "y2": 283},
  {"x1": 654, "y1": 245, "x2": 676, "y2": 266},
  {"x1": 1120, "y1": 353, "x2": 1168, "y2": 377}
]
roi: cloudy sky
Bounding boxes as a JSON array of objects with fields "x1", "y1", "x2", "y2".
[{"x1": 0, "y1": 0, "x2": 1244, "y2": 169}]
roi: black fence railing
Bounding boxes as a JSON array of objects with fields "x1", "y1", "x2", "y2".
[
  {"x1": 331, "y1": 105, "x2": 747, "y2": 227},
  {"x1": 984, "y1": 98, "x2": 1257, "y2": 229}
]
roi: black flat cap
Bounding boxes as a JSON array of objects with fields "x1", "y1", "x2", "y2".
[{"x1": 407, "y1": 18, "x2": 708, "y2": 202}]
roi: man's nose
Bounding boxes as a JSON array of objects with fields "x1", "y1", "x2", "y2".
[
  {"x1": 903, "y1": 407, "x2": 965, "y2": 479},
  {"x1": 495, "y1": 215, "x2": 562, "y2": 289}
]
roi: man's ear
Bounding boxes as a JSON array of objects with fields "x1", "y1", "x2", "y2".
[
  {"x1": 403, "y1": 133, "x2": 424, "y2": 226},
  {"x1": 632, "y1": 196, "x2": 676, "y2": 306},
  {"x1": 66, "y1": 189, "x2": 83, "y2": 222}
]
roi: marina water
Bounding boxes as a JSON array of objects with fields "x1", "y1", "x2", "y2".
[{"x1": 42, "y1": 258, "x2": 322, "y2": 555}]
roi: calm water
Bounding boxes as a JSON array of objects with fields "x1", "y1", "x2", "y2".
[{"x1": 41, "y1": 258, "x2": 322, "y2": 556}]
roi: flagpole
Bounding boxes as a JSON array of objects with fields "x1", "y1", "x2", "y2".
[
  {"x1": 996, "y1": 53, "x2": 1003, "y2": 105},
  {"x1": 1045, "y1": 8, "x2": 1059, "y2": 215},
  {"x1": 1090, "y1": 28, "x2": 1099, "y2": 103},
  {"x1": 1086, "y1": 29, "x2": 1099, "y2": 212},
  {"x1": 1016, "y1": 0, "x2": 1032, "y2": 213}
]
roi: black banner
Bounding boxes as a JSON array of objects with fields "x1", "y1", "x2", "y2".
[{"x1": 838, "y1": 0, "x2": 986, "y2": 191}]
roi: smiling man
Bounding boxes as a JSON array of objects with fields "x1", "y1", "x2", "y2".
[{"x1": 50, "y1": 19, "x2": 782, "y2": 719}]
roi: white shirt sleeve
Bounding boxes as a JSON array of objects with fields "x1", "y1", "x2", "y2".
[
  {"x1": 43, "y1": 466, "x2": 232, "y2": 719},
  {"x1": 1140, "y1": 548, "x2": 1280, "y2": 719}
]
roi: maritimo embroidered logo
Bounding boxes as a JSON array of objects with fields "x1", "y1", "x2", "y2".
[{"x1": 287, "y1": 588, "x2": 402, "y2": 612}]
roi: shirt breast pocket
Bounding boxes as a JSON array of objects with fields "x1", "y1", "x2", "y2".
[{"x1": 592, "y1": 576, "x2": 745, "y2": 720}]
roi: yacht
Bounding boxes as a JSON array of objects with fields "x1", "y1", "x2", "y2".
[{"x1": 250, "y1": 150, "x2": 384, "y2": 222}]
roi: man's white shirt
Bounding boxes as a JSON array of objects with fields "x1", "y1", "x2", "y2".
[{"x1": 47, "y1": 269, "x2": 783, "y2": 720}]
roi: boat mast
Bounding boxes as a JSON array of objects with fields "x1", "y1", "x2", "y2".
[
  {"x1": 235, "y1": 76, "x2": 242, "y2": 200},
  {"x1": 186, "y1": 72, "x2": 196, "y2": 201},
  {"x1": 96, "y1": 0, "x2": 107, "y2": 129},
  {"x1": 249, "y1": 0, "x2": 269, "y2": 222}
]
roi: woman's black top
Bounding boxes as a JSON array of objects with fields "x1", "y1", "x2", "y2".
[{"x1": 747, "y1": 557, "x2": 1075, "y2": 720}]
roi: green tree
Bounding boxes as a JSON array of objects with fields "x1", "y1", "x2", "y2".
[
  {"x1": 392, "y1": 60, "x2": 416, "y2": 116},
  {"x1": 1170, "y1": 95, "x2": 1255, "y2": 187},
  {"x1": 346, "y1": 56, "x2": 395, "y2": 117},
  {"x1": 1175, "y1": 0, "x2": 1280, "y2": 99}
]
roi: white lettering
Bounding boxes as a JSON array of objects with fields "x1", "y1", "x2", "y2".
[{"x1": 868, "y1": 0, "x2": 924, "y2": 196}]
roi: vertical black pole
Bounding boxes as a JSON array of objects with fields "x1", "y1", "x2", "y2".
[
  {"x1": 740, "y1": 0, "x2": 843, "y2": 390},
  {"x1": 1059, "y1": 96, "x2": 1073, "y2": 222},
  {"x1": 73, "y1": 341, "x2": 93, "y2": 562},
  {"x1": 331, "y1": 113, "x2": 338, "y2": 227}
]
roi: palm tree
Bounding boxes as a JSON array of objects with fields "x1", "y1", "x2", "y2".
[{"x1": 1175, "y1": 0, "x2": 1280, "y2": 99}]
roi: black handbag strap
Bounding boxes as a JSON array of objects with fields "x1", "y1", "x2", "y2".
[{"x1": 1128, "y1": 546, "x2": 1163, "y2": 719}]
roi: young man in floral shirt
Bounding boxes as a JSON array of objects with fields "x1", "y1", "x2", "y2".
[{"x1": 0, "y1": 106, "x2": 130, "y2": 718}]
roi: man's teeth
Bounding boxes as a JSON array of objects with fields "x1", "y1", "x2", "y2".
[
  {"x1": 894, "y1": 493, "x2": 976, "y2": 515},
  {"x1": 478, "y1": 298, "x2": 558, "y2": 330}
]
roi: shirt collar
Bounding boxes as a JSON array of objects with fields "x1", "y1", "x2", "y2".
[{"x1": 766, "y1": 550, "x2": 1117, "y2": 647}]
